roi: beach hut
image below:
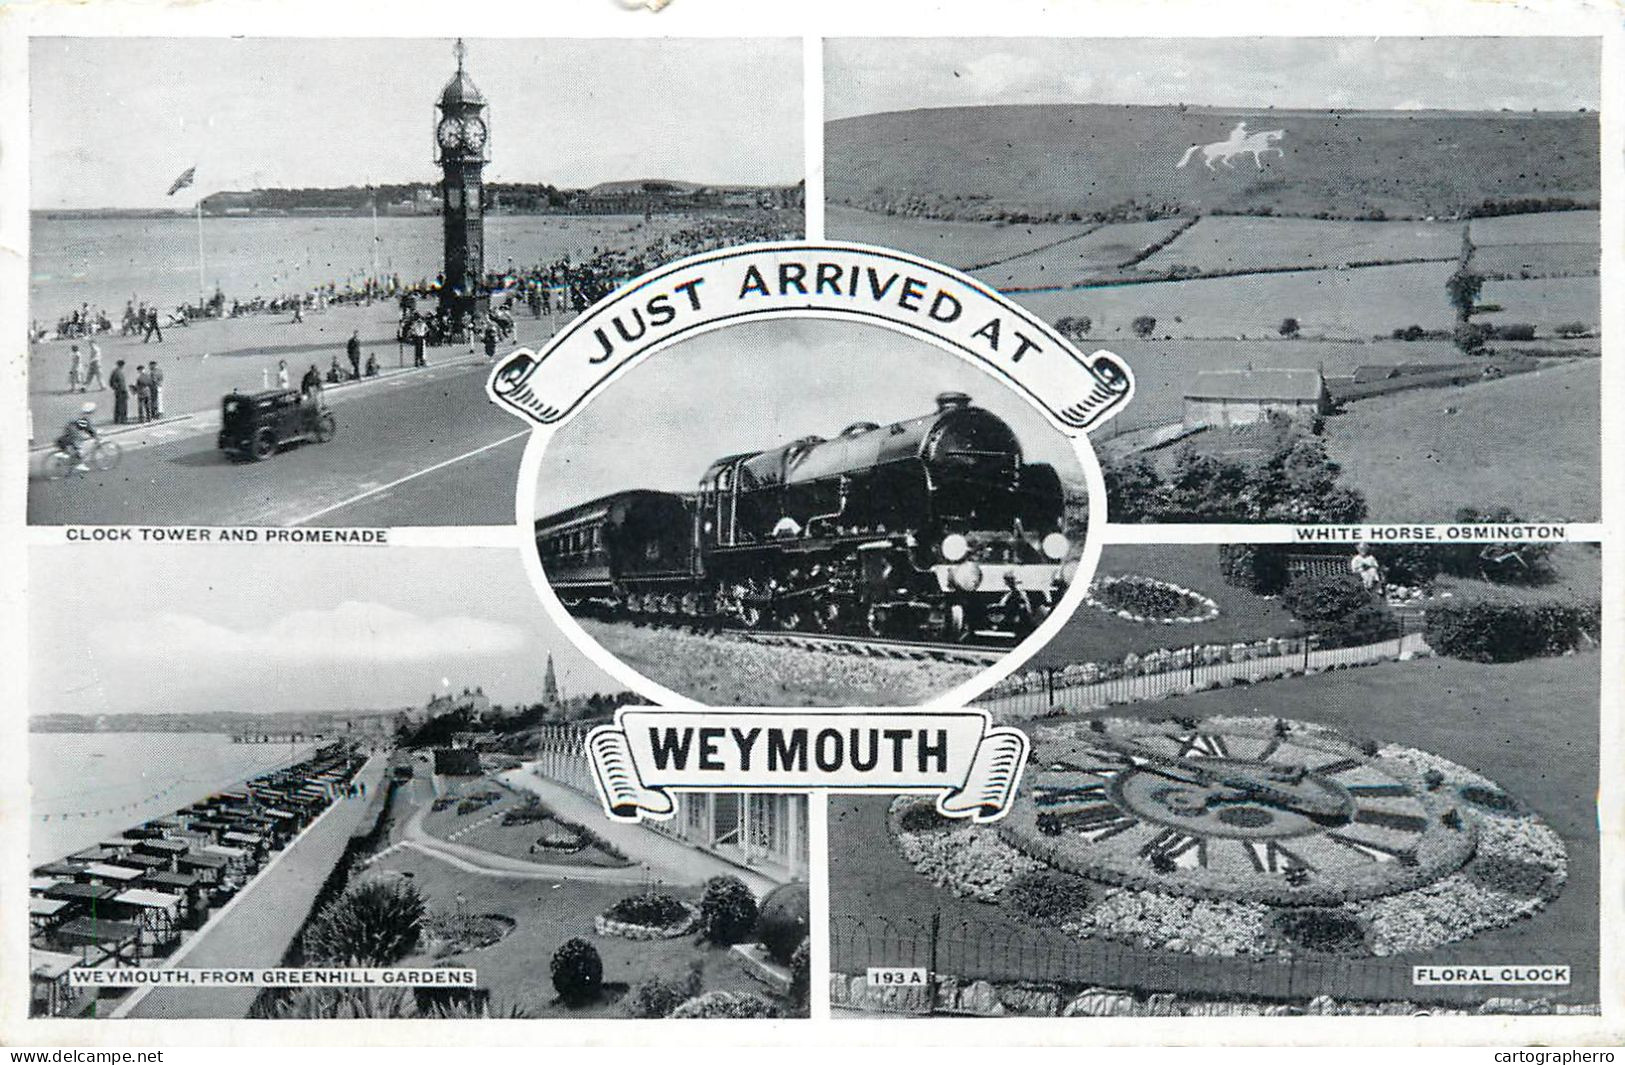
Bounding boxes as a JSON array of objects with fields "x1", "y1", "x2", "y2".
[
  {"x1": 42, "y1": 882, "x2": 119, "y2": 908},
  {"x1": 33, "y1": 861, "x2": 83, "y2": 879},
  {"x1": 176, "y1": 851, "x2": 227, "y2": 885},
  {"x1": 51, "y1": 915, "x2": 142, "y2": 968},
  {"x1": 110, "y1": 889, "x2": 183, "y2": 954},
  {"x1": 30, "y1": 950, "x2": 82, "y2": 1018},
  {"x1": 30, "y1": 896, "x2": 75, "y2": 938},
  {"x1": 30, "y1": 877, "x2": 59, "y2": 895},
  {"x1": 203, "y1": 843, "x2": 253, "y2": 875},
  {"x1": 81, "y1": 863, "x2": 145, "y2": 889},
  {"x1": 145, "y1": 871, "x2": 205, "y2": 927},
  {"x1": 135, "y1": 838, "x2": 191, "y2": 864},
  {"x1": 112, "y1": 854, "x2": 169, "y2": 874}
]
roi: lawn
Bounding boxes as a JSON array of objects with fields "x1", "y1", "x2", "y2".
[
  {"x1": 824, "y1": 205, "x2": 1095, "y2": 271},
  {"x1": 831, "y1": 650, "x2": 1600, "y2": 1005},
  {"x1": 1137, "y1": 216, "x2": 1462, "y2": 274},
  {"x1": 1033, "y1": 544, "x2": 1300, "y2": 668},
  {"x1": 974, "y1": 218, "x2": 1191, "y2": 289},
  {"x1": 370, "y1": 845, "x2": 769, "y2": 1018},
  {"x1": 1433, "y1": 543, "x2": 1601, "y2": 606},
  {"x1": 1010, "y1": 261, "x2": 1457, "y2": 342},
  {"x1": 1324, "y1": 358, "x2": 1599, "y2": 521}
]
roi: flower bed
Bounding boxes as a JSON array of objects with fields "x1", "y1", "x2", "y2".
[
  {"x1": 888, "y1": 718, "x2": 1569, "y2": 959},
  {"x1": 594, "y1": 891, "x2": 701, "y2": 940},
  {"x1": 1086, "y1": 575, "x2": 1221, "y2": 625}
]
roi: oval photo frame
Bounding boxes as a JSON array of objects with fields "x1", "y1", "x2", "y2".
[{"x1": 500, "y1": 241, "x2": 1134, "y2": 708}]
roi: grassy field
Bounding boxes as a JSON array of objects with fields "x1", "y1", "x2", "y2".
[
  {"x1": 824, "y1": 205, "x2": 1095, "y2": 270},
  {"x1": 828, "y1": 105, "x2": 1599, "y2": 221},
  {"x1": 1137, "y1": 215, "x2": 1462, "y2": 274},
  {"x1": 1033, "y1": 544, "x2": 1300, "y2": 667},
  {"x1": 974, "y1": 218, "x2": 1190, "y2": 288},
  {"x1": 831, "y1": 650, "x2": 1600, "y2": 1004},
  {"x1": 1009, "y1": 261, "x2": 1457, "y2": 339},
  {"x1": 1470, "y1": 243, "x2": 1598, "y2": 280},
  {"x1": 1324, "y1": 359, "x2": 1600, "y2": 521},
  {"x1": 1468, "y1": 210, "x2": 1600, "y2": 244},
  {"x1": 1477, "y1": 276, "x2": 1601, "y2": 331}
]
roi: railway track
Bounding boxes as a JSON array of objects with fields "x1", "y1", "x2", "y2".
[{"x1": 718, "y1": 627, "x2": 1008, "y2": 666}]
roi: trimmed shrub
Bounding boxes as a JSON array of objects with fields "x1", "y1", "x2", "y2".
[
  {"x1": 303, "y1": 877, "x2": 425, "y2": 967},
  {"x1": 1373, "y1": 543, "x2": 1444, "y2": 586},
  {"x1": 670, "y1": 991, "x2": 781, "y2": 1019},
  {"x1": 699, "y1": 875, "x2": 759, "y2": 945},
  {"x1": 897, "y1": 802, "x2": 951, "y2": 833},
  {"x1": 1317, "y1": 602, "x2": 1402, "y2": 649},
  {"x1": 1003, "y1": 869, "x2": 1093, "y2": 922},
  {"x1": 549, "y1": 937, "x2": 603, "y2": 1005},
  {"x1": 1424, "y1": 600, "x2": 1600, "y2": 663},
  {"x1": 1282, "y1": 572, "x2": 1373, "y2": 624},
  {"x1": 1217, "y1": 543, "x2": 1290, "y2": 595},
  {"x1": 788, "y1": 938, "x2": 810, "y2": 1008},
  {"x1": 624, "y1": 962, "x2": 702, "y2": 1019},
  {"x1": 606, "y1": 891, "x2": 690, "y2": 929},
  {"x1": 756, "y1": 882, "x2": 810, "y2": 965},
  {"x1": 1131, "y1": 315, "x2": 1157, "y2": 338}
]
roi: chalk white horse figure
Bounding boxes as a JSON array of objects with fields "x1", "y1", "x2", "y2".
[{"x1": 1176, "y1": 121, "x2": 1287, "y2": 171}]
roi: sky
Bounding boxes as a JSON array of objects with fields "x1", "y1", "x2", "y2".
[
  {"x1": 30, "y1": 37, "x2": 803, "y2": 210},
  {"x1": 535, "y1": 317, "x2": 1085, "y2": 516},
  {"x1": 29, "y1": 545, "x2": 615, "y2": 716},
  {"x1": 825, "y1": 37, "x2": 1601, "y2": 120}
]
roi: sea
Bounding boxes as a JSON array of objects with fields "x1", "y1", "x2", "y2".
[
  {"x1": 28, "y1": 212, "x2": 670, "y2": 327},
  {"x1": 29, "y1": 731, "x2": 323, "y2": 866}
]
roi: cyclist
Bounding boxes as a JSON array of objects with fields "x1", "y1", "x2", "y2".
[{"x1": 56, "y1": 401, "x2": 101, "y2": 473}]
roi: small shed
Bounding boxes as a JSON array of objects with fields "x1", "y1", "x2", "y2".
[{"x1": 1183, "y1": 368, "x2": 1330, "y2": 429}]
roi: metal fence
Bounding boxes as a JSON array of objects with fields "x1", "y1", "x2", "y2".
[
  {"x1": 975, "y1": 623, "x2": 1422, "y2": 721},
  {"x1": 831, "y1": 913, "x2": 1579, "y2": 1013}
]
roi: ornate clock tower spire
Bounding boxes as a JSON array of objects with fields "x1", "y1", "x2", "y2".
[{"x1": 434, "y1": 37, "x2": 490, "y2": 334}]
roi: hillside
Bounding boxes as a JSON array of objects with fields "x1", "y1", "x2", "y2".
[{"x1": 827, "y1": 104, "x2": 1598, "y2": 222}]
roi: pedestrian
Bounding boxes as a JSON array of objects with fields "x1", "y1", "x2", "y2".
[
  {"x1": 276, "y1": 359, "x2": 290, "y2": 390},
  {"x1": 84, "y1": 340, "x2": 104, "y2": 391},
  {"x1": 108, "y1": 360, "x2": 129, "y2": 424},
  {"x1": 300, "y1": 363, "x2": 324, "y2": 407},
  {"x1": 68, "y1": 345, "x2": 82, "y2": 393},
  {"x1": 143, "y1": 307, "x2": 163, "y2": 344},
  {"x1": 346, "y1": 330, "x2": 362, "y2": 380},
  {"x1": 148, "y1": 360, "x2": 164, "y2": 418},
  {"x1": 135, "y1": 363, "x2": 154, "y2": 422},
  {"x1": 410, "y1": 315, "x2": 428, "y2": 367},
  {"x1": 483, "y1": 324, "x2": 498, "y2": 360},
  {"x1": 364, "y1": 352, "x2": 379, "y2": 377}
]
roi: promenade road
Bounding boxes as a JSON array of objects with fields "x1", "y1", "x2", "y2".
[
  {"x1": 28, "y1": 358, "x2": 530, "y2": 527},
  {"x1": 118, "y1": 755, "x2": 387, "y2": 1020}
]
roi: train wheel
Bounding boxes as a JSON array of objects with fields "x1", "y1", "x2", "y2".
[
  {"x1": 926, "y1": 604, "x2": 968, "y2": 643},
  {"x1": 680, "y1": 592, "x2": 701, "y2": 617},
  {"x1": 659, "y1": 594, "x2": 678, "y2": 616},
  {"x1": 777, "y1": 606, "x2": 806, "y2": 632},
  {"x1": 865, "y1": 605, "x2": 889, "y2": 638},
  {"x1": 738, "y1": 603, "x2": 766, "y2": 629}
]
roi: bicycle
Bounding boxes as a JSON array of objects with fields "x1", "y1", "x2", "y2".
[{"x1": 42, "y1": 438, "x2": 122, "y2": 480}]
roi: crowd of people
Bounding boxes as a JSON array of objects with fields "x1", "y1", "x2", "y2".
[{"x1": 63, "y1": 350, "x2": 165, "y2": 424}]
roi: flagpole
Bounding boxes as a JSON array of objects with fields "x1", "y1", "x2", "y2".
[{"x1": 195, "y1": 196, "x2": 206, "y2": 311}]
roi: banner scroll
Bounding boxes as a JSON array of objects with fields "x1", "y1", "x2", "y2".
[{"x1": 587, "y1": 708, "x2": 1030, "y2": 823}]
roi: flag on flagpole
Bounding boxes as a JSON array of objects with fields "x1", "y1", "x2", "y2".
[{"x1": 167, "y1": 166, "x2": 197, "y2": 196}]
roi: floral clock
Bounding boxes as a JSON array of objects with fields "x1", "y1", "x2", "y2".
[
  {"x1": 1086, "y1": 575, "x2": 1220, "y2": 624},
  {"x1": 889, "y1": 716, "x2": 1568, "y2": 958}
]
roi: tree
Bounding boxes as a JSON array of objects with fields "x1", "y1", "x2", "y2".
[
  {"x1": 1445, "y1": 267, "x2": 1484, "y2": 322},
  {"x1": 1278, "y1": 317, "x2": 1300, "y2": 338},
  {"x1": 1054, "y1": 314, "x2": 1092, "y2": 340},
  {"x1": 1131, "y1": 315, "x2": 1157, "y2": 338},
  {"x1": 1102, "y1": 456, "x2": 1163, "y2": 521}
]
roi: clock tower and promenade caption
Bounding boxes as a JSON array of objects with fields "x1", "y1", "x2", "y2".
[{"x1": 434, "y1": 38, "x2": 490, "y2": 337}]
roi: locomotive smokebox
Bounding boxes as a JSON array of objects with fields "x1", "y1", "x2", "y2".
[{"x1": 935, "y1": 391, "x2": 973, "y2": 412}]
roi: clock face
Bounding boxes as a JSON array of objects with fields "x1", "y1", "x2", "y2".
[
  {"x1": 1000, "y1": 717, "x2": 1476, "y2": 904},
  {"x1": 437, "y1": 117, "x2": 462, "y2": 150},
  {"x1": 460, "y1": 117, "x2": 487, "y2": 150}
]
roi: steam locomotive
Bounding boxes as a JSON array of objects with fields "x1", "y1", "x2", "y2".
[{"x1": 535, "y1": 392, "x2": 1075, "y2": 642}]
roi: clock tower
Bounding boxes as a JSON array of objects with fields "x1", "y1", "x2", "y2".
[{"x1": 434, "y1": 38, "x2": 490, "y2": 332}]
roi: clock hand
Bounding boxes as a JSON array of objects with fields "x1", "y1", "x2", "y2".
[{"x1": 1089, "y1": 734, "x2": 1346, "y2": 821}]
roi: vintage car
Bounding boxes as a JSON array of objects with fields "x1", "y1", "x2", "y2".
[{"x1": 217, "y1": 388, "x2": 336, "y2": 461}]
